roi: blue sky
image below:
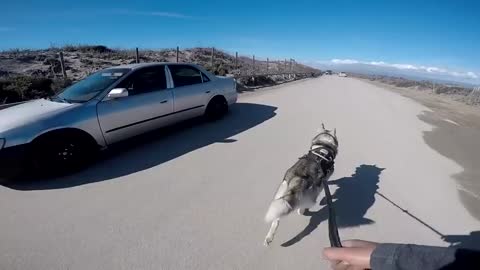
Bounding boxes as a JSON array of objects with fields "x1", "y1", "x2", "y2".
[{"x1": 2, "y1": 0, "x2": 479, "y2": 82}]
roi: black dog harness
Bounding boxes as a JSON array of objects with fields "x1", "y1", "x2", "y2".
[{"x1": 309, "y1": 143, "x2": 342, "y2": 248}]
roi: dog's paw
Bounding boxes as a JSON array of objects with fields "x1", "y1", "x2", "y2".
[{"x1": 264, "y1": 237, "x2": 273, "y2": 246}]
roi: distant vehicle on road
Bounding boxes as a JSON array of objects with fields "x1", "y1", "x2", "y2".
[
  {"x1": 338, "y1": 72, "x2": 348, "y2": 77},
  {"x1": 324, "y1": 70, "x2": 333, "y2": 75},
  {"x1": 0, "y1": 63, "x2": 237, "y2": 176}
]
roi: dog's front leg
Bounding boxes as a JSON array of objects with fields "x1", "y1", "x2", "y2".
[{"x1": 264, "y1": 219, "x2": 280, "y2": 246}]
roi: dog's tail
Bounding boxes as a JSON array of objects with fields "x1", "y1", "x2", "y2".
[{"x1": 265, "y1": 199, "x2": 292, "y2": 223}]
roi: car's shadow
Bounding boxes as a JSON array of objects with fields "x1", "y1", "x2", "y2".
[{"x1": 4, "y1": 102, "x2": 277, "y2": 190}]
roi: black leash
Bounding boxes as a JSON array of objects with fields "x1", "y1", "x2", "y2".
[
  {"x1": 322, "y1": 177, "x2": 342, "y2": 247},
  {"x1": 310, "y1": 146, "x2": 342, "y2": 248}
]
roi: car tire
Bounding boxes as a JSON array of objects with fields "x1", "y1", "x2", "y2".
[
  {"x1": 31, "y1": 132, "x2": 97, "y2": 175},
  {"x1": 205, "y1": 96, "x2": 228, "y2": 121}
]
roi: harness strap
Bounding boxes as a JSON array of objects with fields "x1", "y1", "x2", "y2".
[{"x1": 310, "y1": 149, "x2": 331, "y2": 161}]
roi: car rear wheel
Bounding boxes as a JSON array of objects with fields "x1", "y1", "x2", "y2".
[
  {"x1": 205, "y1": 96, "x2": 228, "y2": 120},
  {"x1": 31, "y1": 132, "x2": 97, "y2": 175}
]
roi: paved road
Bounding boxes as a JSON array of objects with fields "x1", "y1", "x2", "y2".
[{"x1": 1, "y1": 76, "x2": 479, "y2": 270}]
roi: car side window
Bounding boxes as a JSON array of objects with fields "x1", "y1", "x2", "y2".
[
  {"x1": 169, "y1": 65, "x2": 203, "y2": 87},
  {"x1": 118, "y1": 66, "x2": 167, "y2": 95},
  {"x1": 201, "y1": 72, "x2": 210, "y2": 83}
]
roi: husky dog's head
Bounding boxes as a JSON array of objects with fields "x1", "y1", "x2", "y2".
[{"x1": 311, "y1": 123, "x2": 339, "y2": 158}]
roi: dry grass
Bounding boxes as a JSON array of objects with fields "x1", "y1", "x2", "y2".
[
  {"x1": 0, "y1": 45, "x2": 320, "y2": 104},
  {"x1": 351, "y1": 73, "x2": 479, "y2": 106}
]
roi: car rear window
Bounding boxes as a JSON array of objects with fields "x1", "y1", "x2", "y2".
[{"x1": 169, "y1": 65, "x2": 203, "y2": 87}]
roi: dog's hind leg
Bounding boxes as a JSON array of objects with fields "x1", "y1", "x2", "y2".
[{"x1": 264, "y1": 219, "x2": 280, "y2": 246}]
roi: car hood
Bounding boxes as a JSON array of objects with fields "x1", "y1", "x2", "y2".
[{"x1": 0, "y1": 99, "x2": 77, "y2": 133}]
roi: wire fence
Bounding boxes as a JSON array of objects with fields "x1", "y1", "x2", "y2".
[
  {"x1": 48, "y1": 46, "x2": 317, "y2": 80},
  {"x1": 467, "y1": 86, "x2": 480, "y2": 105},
  {"x1": 0, "y1": 46, "x2": 320, "y2": 108}
]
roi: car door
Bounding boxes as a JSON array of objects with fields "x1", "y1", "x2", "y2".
[
  {"x1": 167, "y1": 64, "x2": 212, "y2": 120},
  {"x1": 97, "y1": 65, "x2": 174, "y2": 145}
]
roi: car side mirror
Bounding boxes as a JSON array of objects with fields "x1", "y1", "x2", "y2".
[{"x1": 106, "y1": 88, "x2": 129, "y2": 99}]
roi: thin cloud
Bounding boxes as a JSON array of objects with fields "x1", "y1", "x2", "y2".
[
  {"x1": 450, "y1": 71, "x2": 478, "y2": 79},
  {"x1": 329, "y1": 58, "x2": 478, "y2": 80},
  {"x1": 0, "y1": 27, "x2": 14, "y2": 32},
  {"x1": 391, "y1": 64, "x2": 418, "y2": 70},
  {"x1": 142, "y1": 11, "x2": 191, "y2": 18},
  {"x1": 113, "y1": 9, "x2": 193, "y2": 19},
  {"x1": 466, "y1": 72, "x2": 478, "y2": 79},
  {"x1": 425, "y1": 67, "x2": 447, "y2": 73},
  {"x1": 331, "y1": 59, "x2": 359, "y2": 64}
]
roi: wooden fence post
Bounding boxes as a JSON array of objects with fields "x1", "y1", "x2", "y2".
[
  {"x1": 211, "y1": 47, "x2": 215, "y2": 68},
  {"x1": 59, "y1": 51, "x2": 67, "y2": 78},
  {"x1": 135, "y1": 48, "x2": 139, "y2": 63},
  {"x1": 252, "y1": 55, "x2": 255, "y2": 74},
  {"x1": 235, "y1": 52, "x2": 238, "y2": 69},
  {"x1": 292, "y1": 59, "x2": 296, "y2": 79},
  {"x1": 176, "y1": 46, "x2": 179, "y2": 63},
  {"x1": 266, "y1": 58, "x2": 269, "y2": 73}
]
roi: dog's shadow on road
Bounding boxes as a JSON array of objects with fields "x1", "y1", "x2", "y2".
[
  {"x1": 281, "y1": 164, "x2": 385, "y2": 247},
  {"x1": 4, "y1": 103, "x2": 277, "y2": 190}
]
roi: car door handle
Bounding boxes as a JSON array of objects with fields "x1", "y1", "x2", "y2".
[
  {"x1": 205, "y1": 91, "x2": 211, "y2": 93},
  {"x1": 160, "y1": 100, "x2": 168, "y2": 104}
]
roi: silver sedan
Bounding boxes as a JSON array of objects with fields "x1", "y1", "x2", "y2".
[{"x1": 0, "y1": 63, "x2": 237, "y2": 176}]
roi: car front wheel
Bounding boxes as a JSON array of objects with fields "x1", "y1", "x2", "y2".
[
  {"x1": 205, "y1": 96, "x2": 228, "y2": 120},
  {"x1": 31, "y1": 132, "x2": 97, "y2": 175}
]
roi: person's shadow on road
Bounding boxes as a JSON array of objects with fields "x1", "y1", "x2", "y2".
[
  {"x1": 4, "y1": 102, "x2": 277, "y2": 190},
  {"x1": 443, "y1": 231, "x2": 480, "y2": 251},
  {"x1": 439, "y1": 231, "x2": 480, "y2": 269},
  {"x1": 282, "y1": 164, "x2": 385, "y2": 247}
]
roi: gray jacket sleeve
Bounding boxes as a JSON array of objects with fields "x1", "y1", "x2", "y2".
[{"x1": 371, "y1": 243, "x2": 479, "y2": 270}]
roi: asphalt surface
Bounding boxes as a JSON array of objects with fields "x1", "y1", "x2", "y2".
[{"x1": 1, "y1": 76, "x2": 479, "y2": 270}]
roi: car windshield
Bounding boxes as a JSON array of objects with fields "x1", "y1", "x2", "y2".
[{"x1": 56, "y1": 68, "x2": 130, "y2": 103}]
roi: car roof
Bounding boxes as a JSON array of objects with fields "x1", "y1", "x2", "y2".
[{"x1": 112, "y1": 62, "x2": 199, "y2": 70}]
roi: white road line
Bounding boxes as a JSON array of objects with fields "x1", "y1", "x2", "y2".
[
  {"x1": 443, "y1": 119, "x2": 460, "y2": 126},
  {"x1": 457, "y1": 185, "x2": 480, "y2": 200}
]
